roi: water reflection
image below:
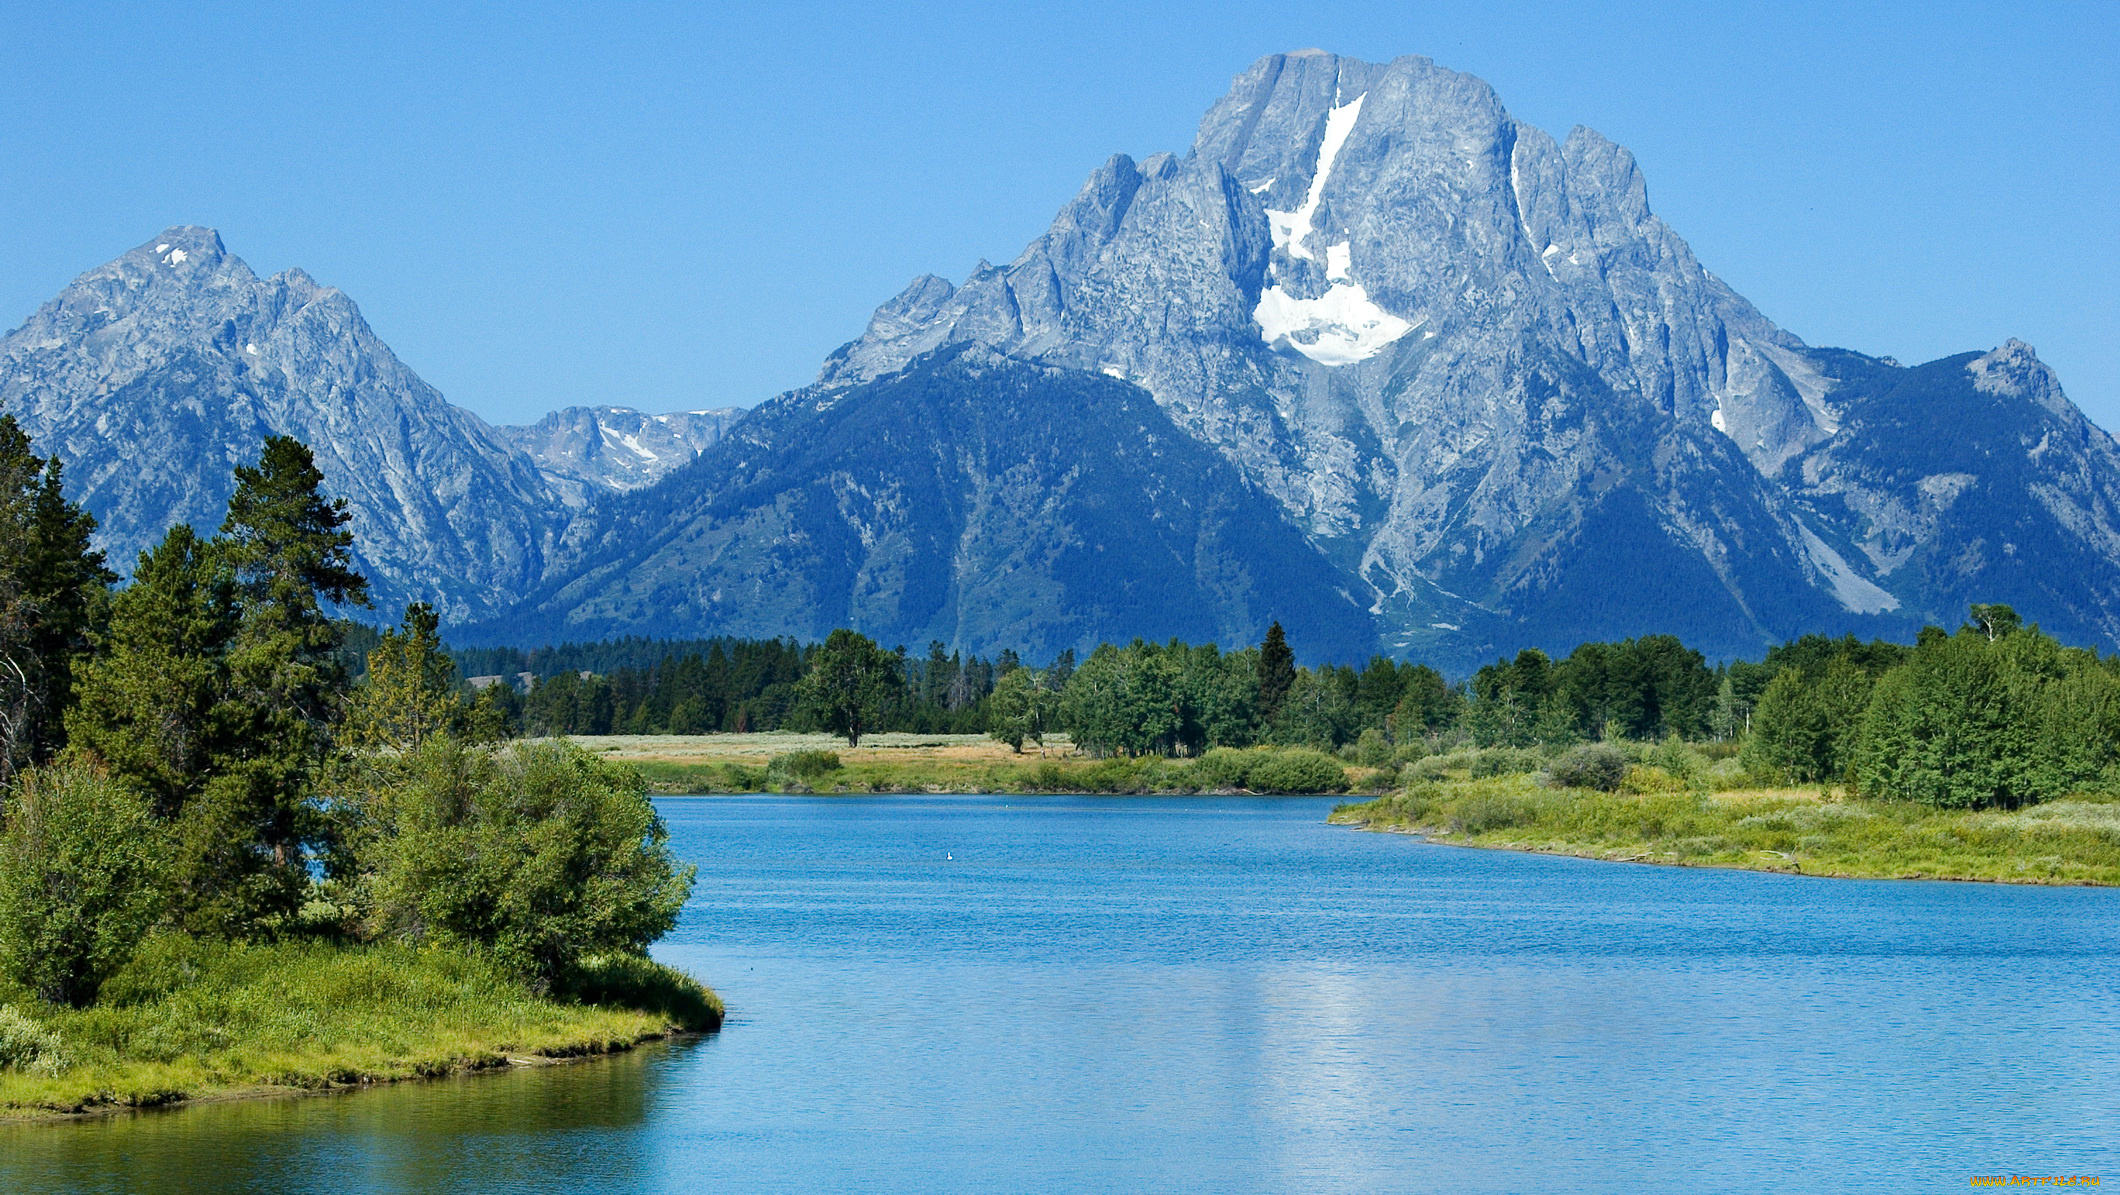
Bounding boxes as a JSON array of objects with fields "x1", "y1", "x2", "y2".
[{"x1": 3, "y1": 1040, "x2": 691, "y2": 1195}]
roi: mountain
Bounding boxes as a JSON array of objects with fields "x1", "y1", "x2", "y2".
[
  {"x1": 14, "y1": 52, "x2": 2118, "y2": 667},
  {"x1": 495, "y1": 405, "x2": 742, "y2": 507},
  {"x1": 481, "y1": 345, "x2": 1378, "y2": 662},
  {"x1": 501, "y1": 50, "x2": 2120, "y2": 665},
  {"x1": 0, "y1": 227, "x2": 737, "y2": 623}
]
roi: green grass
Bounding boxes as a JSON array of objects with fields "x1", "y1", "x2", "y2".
[
  {"x1": 1332, "y1": 777, "x2": 2120, "y2": 885},
  {"x1": 0, "y1": 935, "x2": 721, "y2": 1119}
]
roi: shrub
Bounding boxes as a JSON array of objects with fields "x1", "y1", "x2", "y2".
[
  {"x1": 1620, "y1": 765, "x2": 1690, "y2": 794},
  {"x1": 0, "y1": 1005, "x2": 68, "y2": 1075},
  {"x1": 0, "y1": 762, "x2": 164, "y2": 1007},
  {"x1": 1469, "y1": 747, "x2": 1544, "y2": 778},
  {"x1": 767, "y1": 750, "x2": 841, "y2": 786},
  {"x1": 1193, "y1": 747, "x2": 1256, "y2": 790},
  {"x1": 1351, "y1": 729, "x2": 1395, "y2": 769},
  {"x1": 371, "y1": 740, "x2": 696, "y2": 991},
  {"x1": 1545, "y1": 744, "x2": 1628, "y2": 792},
  {"x1": 1449, "y1": 791, "x2": 1542, "y2": 835},
  {"x1": 1246, "y1": 748, "x2": 1350, "y2": 794}
]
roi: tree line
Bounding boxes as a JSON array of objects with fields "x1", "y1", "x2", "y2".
[
  {"x1": 494, "y1": 609, "x2": 2120, "y2": 815},
  {"x1": 0, "y1": 420, "x2": 690, "y2": 1010}
]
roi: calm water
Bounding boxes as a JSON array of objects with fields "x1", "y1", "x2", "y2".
[{"x1": 9, "y1": 795, "x2": 2118, "y2": 1194}]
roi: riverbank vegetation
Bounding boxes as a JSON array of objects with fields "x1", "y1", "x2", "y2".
[
  {"x1": 597, "y1": 735, "x2": 1358, "y2": 796},
  {"x1": 1330, "y1": 766, "x2": 2120, "y2": 885},
  {"x1": 1327, "y1": 606, "x2": 2120, "y2": 882},
  {"x1": 0, "y1": 424, "x2": 710, "y2": 1119},
  {"x1": 516, "y1": 593, "x2": 2120, "y2": 883}
]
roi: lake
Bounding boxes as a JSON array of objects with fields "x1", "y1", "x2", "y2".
[{"x1": 9, "y1": 794, "x2": 2118, "y2": 1193}]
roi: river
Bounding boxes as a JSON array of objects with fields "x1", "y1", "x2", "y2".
[{"x1": 10, "y1": 794, "x2": 2118, "y2": 1193}]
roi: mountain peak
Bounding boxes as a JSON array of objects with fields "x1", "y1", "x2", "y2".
[
  {"x1": 1969, "y1": 338, "x2": 2070, "y2": 416},
  {"x1": 128, "y1": 226, "x2": 230, "y2": 274}
]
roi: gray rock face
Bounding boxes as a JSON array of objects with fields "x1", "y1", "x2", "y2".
[
  {"x1": 495, "y1": 405, "x2": 742, "y2": 507},
  {"x1": 807, "y1": 51, "x2": 2120, "y2": 661},
  {"x1": 471, "y1": 345, "x2": 1381, "y2": 663},
  {"x1": 0, "y1": 229, "x2": 559, "y2": 622},
  {"x1": 0, "y1": 229, "x2": 765, "y2": 624}
]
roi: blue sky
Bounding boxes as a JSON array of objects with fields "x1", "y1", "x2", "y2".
[{"x1": 2, "y1": 1, "x2": 2114, "y2": 428}]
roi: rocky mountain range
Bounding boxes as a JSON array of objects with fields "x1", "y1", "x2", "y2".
[
  {"x1": 6, "y1": 51, "x2": 2118, "y2": 667},
  {"x1": 0, "y1": 227, "x2": 736, "y2": 622},
  {"x1": 494, "y1": 404, "x2": 740, "y2": 508}
]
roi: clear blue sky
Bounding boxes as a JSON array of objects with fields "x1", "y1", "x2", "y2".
[{"x1": 2, "y1": 2, "x2": 2114, "y2": 429}]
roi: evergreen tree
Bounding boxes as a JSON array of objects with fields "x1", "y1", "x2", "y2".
[
  {"x1": 1256, "y1": 621, "x2": 1296, "y2": 720},
  {"x1": 182, "y1": 437, "x2": 369, "y2": 934},
  {"x1": 1388, "y1": 665, "x2": 1459, "y2": 739},
  {"x1": 345, "y1": 603, "x2": 461, "y2": 755},
  {"x1": 65, "y1": 525, "x2": 236, "y2": 817},
  {"x1": 0, "y1": 415, "x2": 114, "y2": 787}
]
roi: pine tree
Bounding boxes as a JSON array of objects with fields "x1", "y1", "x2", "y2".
[
  {"x1": 66, "y1": 524, "x2": 236, "y2": 817},
  {"x1": 181, "y1": 437, "x2": 369, "y2": 934},
  {"x1": 344, "y1": 603, "x2": 461, "y2": 756},
  {"x1": 1256, "y1": 621, "x2": 1296, "y2": 720},
  {"x1": 0, "y1": 415, "x2": 114, "y2": 788}
]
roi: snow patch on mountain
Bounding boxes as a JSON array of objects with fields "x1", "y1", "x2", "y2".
[{"x1": 1253, "y1": 92, "x2": 1416, "y2": 366}]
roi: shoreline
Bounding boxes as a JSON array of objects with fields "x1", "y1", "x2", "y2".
[
  {"x1": 1, "y1": 1029, "x2": 695, "y2": 1125},
  {"x1": 1335, "y1": 819, "x2": 2119, "y2": 887},
  {"x1": 1330, "y1": 783, "x2": 2120, "y2": 888},
  {"x1": 0, "y1": 942, "x2": 724, "y2": 1127}
]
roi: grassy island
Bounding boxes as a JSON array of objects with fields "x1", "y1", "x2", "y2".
[
  {"x1": 1331, "y1": 776, "x2": 2120, "y2": 885},
  {"x1": 0, "y1": 938, "x2": 719, "y2": 1120}
]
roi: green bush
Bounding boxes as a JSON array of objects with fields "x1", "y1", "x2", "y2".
[
  {"x1": 1449, "y1": 791, "x2": 1543, "y2": 835},
  {"x1": 1620, "y1": 765, "x2": 1690, "y2": 794},
  {"x1": 1246, "y1": 748, "x2": 1350, "y2": 794},
  {"x1": 767, "y1": 749, "x2": 841, "y2": 786},
  {"x1": 0, "y1": 762, "x2": 164, "y2": 1007},
  {"x1": 1193, "y1": 747, "x2": 1257, "y2": 790},
  {"x1": 371, "y1": 740, "x2": 696, "y2": 990},
  {"x1": 0, "y1": 1005, "x2": 68, "y2": 1075},
  {"x1": 1469, "y1": 747, "x2": 1545, "y2": 778},
  {"x1": 1350, "y1": 729, "x2": 1395, "y2": 769},
  {"x1": 1545, "y1": 744, "x2": 1628, "y2": 791}
]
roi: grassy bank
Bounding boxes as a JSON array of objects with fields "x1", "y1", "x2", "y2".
[
  {"x1": 574, "y1": 733, "x2": 1375, "y2": 795},
  {"x1": 1331, "y1": 777, "x2": 2120, "y2": 885},
  {"x1": 0, "y1": 935, "x2": 720, "y2": 1120}
]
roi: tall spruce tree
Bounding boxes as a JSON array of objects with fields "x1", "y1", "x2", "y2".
[
  {"x1": 180, "y1": 437, "x2": 369, "y2": 933},
  {"x1": 1256, "y1": 622, "x2": 1296, "y2": 721},
  {"x1": 0, "y1": 415, "x2": 114, "y2": 788}
]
